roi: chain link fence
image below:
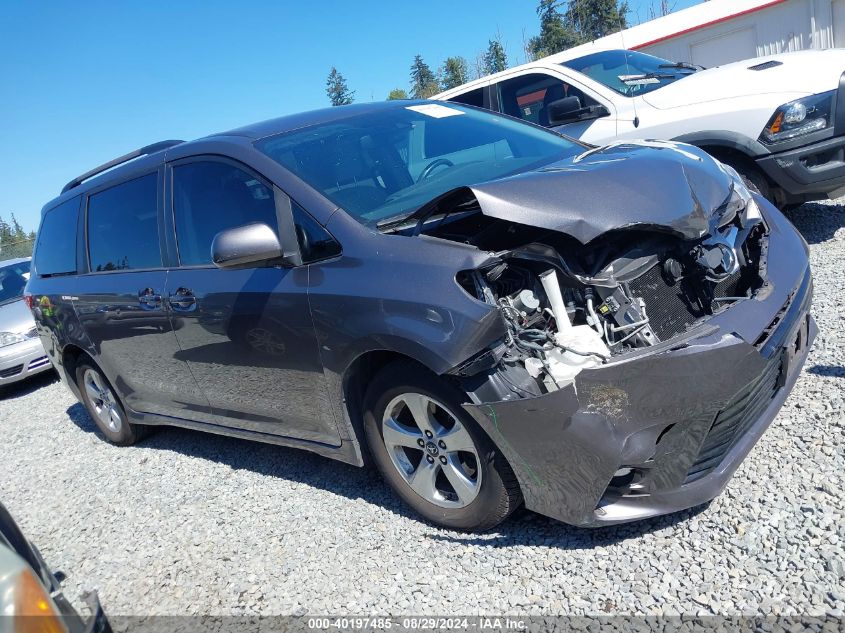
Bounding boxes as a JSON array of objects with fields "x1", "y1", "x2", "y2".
[{"x1": 0, "y1": 238, "x2": 35, "y2": 260}]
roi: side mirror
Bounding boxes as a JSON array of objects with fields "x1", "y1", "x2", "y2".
[
  {"x1": 211, "y1": 223, "x2": 286, "y2": 269},
  {"x1": 547, "y1": 97, "x2": 610, "y2": 126}
]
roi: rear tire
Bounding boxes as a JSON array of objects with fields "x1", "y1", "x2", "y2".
[
  {"x1": 75, "y1": 360, "x2": 147, "y2": 446},
  {"x1": 362, "y1": 361, "x2": 522, "y2": 531}
]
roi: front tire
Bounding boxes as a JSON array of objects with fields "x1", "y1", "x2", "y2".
[
  {"x1": 363, "y1": 362, "x2": 521, "y2": 531},
  {"x1": 75, "y1": 360, "x2": 146, "y2": 446}
]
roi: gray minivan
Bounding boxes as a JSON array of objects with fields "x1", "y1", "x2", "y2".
[{"x1": 27, "y1": 101, "x2": 814, "y2": 531}]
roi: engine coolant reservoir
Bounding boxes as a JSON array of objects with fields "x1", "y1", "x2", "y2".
[{"x1": 544, "y1": 325, "x2": 609, "y2": 388}]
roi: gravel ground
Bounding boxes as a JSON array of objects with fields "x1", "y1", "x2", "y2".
[{"x1": 1, "y1": 200, "x2": 843, "y2": 620}]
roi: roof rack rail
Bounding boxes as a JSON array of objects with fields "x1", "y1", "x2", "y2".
[{"x1": 61, "y1": 139, "x2": 184, "y2": 194}]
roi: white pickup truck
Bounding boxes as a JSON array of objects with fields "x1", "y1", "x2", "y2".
[{"x1": 435, "y1": 48, "x2": 845, "y2": 208}]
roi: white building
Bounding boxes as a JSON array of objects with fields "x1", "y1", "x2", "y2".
[{"x1": 553, "y1": 0, "x2": 844, "y2": 68}]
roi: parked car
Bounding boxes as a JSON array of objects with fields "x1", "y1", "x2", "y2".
[
  {"x1": 0, "y1": 501, "x2": 110, "y2": 632},
  {"x1": 0, "y1": 257, "x2": 52, "y2": 389},
  {"x1": 435, "y1": 48, "x2": 845, "y2": 209},
  {"x1": 27, "y1": 101, "x2": 814, "y2": 531}
]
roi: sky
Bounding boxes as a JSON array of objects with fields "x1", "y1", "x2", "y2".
[{"x1": 0, "y1": 0, "x2": 701, "y2": 232}]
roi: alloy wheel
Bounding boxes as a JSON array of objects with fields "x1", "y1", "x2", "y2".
[
  {"x1": 82, "y1": 369, "x2": 123, "y2": 433},
  {"x1": 381, "y1": 392, "x2": 482, "y2": 509}
]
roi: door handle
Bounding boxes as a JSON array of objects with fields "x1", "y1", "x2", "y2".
[
  {"x1": 138, "y1": 288, "x2": 162, "y2": 309},
  {"x1": 168, "y1": 288, "x2": 197, "y2": 311}
]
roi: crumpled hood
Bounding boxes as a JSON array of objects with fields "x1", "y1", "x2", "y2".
[
  {"x1": 642, "y1": 50, "x2": 845, "y2": 110},
  {"x1": 465, "y1": 140, "x2": 733, "y2": 244}
]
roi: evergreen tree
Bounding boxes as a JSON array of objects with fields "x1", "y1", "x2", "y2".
[
  {"x1": 10, "y1": 214, "x2": 25, "y2": 240},
  {"x1": 529, "y1": 0, "x2": 628, "y2": 59},
  {"x1": 387, "y1": 88, "x2": 409, "y2": 100},
  {"x1": 440, "y1": 57, "x2": 469, "y2": 90},
  {"x1": 0, "y1": 216, "x2": 12, "y2": 245},
  {"x1": 410, "y1": 55, "x2": 440, "y2": 99},
  {"x1": 529, "y1": 0, "x2": 582, "y2": 59},
  {"x1": 482, "y1": 39, "x2": 508, "y2": 75},
  {"x1": 566, "y1": 0, "x2": 628, "y2": 41},
  {"x1": 325, "y1": 67, "x2": 355, "y2": 106}
]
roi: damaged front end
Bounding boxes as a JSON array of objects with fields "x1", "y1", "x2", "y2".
[
  {"x1": 442, "y1": 163, "x2": 769, "y2": 395},
  {"x1": 421, "y1": 150, "x2": 815, "y2": 526}
]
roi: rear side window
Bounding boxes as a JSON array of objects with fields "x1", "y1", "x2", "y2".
[
  {"x1": 34, "y1": 196, "x2": 80, "y2": 276},
  {"x1": 87, "y1": 174, "x2": 161, "y2": 272},
  {"x1": 172, "y1": 161, "x2": 278, "y2": 266},
  {"x1": 447, "y1": 88, "x2": 484, "y2": 108}
]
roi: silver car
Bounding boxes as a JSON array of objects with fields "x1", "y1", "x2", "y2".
[{"x1": 0, "y1": 257, "x2": 51, "y2": 387}]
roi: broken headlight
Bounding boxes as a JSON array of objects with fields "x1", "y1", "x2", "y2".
[
  {"x1": 760, "y1": 90, "x2": 835, "y2": 145},
  {"x1": 718, "y1": 164, "x2": 762, "y2": 227}
]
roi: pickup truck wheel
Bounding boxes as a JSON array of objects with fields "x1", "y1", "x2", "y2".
[
  {"x1": 76, "y1": 361, "x2": 148, "y2": 446},
  {"x1": 725, "y1": 161, "x2": 771, "y2": 200},
  {"x1": 363, "y1": 362, "x2": 522, "y2": 531}
]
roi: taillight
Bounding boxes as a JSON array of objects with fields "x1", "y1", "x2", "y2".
[{"x1": 23, "y1": 294, "x2": 34, "y2": 310}]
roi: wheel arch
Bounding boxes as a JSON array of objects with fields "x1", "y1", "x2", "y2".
[
  {"x1": 341, "y1": 350, "x2": 440, "y2": 464},
  {"x1": 60, "y1": 343, "x2": 92, "y2": 400}
]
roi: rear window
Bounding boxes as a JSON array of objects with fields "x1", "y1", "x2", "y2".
[
  {"x1": 34, "y1": 196, "x2": 80, "y2": 276},
  {"x1": 87, "y1": 174, "x2": 161, "y2": 272}
]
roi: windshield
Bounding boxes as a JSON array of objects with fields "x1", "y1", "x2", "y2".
[
  {"x1": 256, "y1": 103, "x2": 582, "y2": 227},
  {"x1": 0, "y1": 260, "x2": 30, "y2": 305},
  {"x1": 562, "y1": 50, "x2": 697, "y2": 97}
]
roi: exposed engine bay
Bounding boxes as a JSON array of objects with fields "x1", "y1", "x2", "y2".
[{"x1": 433, "y1": 176, "x2": 770, "y2": 393}]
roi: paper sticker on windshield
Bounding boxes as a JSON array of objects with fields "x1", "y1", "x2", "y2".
[
  {"x1": 406, "y1": 104, "x2": 465, "y2": 118},
  {"x1": 619, "y1": 74, "x2": 660, "y2": 85}
]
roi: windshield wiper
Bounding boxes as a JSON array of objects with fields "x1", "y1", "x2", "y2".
[
  {"x1": 376, "y1": 209, "x2": 426, "y2": 231},
  {"x1": 659, "y1": 61, "x2": 704, "y2": 71},
  {"x1": 619, "y1": 72, "x2": 677, "y2": 85}
]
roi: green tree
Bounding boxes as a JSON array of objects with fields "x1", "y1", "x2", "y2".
[
  {"x1": 10, "y1": 214, "x2": 25, "y2": 240},
  {"x1": 325, "y1": 67, "x2": 355, "y2": 106},
  {"x1": 482, "y1": 39, "x2": 508, "y2": 75},
  {"x1": 440, "y1": 56, "x2": 469, "y2": 90},
  {"x1": 0, "y1": 216, "x2": 11, "y2": 245},
  {"x1": 529, "y1": 0, "x2": 582, "y2": 59},
  {"x1": 0, "y1": 214, "x2": 34, "y2": 258},
  {"x1": 528, "y1": 0, "x2": 628, "y2": 59},
  {"x1": 387, "y1": 88, "x2": 409, "y2": 100},
  {"x1": 410, "y1": 55, "x2": 440, "y2": 99},
  {"x1": 566, "y1": 0, "x2": 629, "y2": 41}
]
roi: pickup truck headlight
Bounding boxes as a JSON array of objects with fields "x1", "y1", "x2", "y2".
[{"x1": 760, "y1": 90, "x2": 835, "y2": 144}]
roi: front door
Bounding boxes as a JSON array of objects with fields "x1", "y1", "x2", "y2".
[
  {"x1": 494, "y1": 71, "x2": 618, "y2": 144},
  {"x1": 74, "y1": 171, "x2": 210, "y2": 420},
  {"x1": 163, "y1": 157, "x2": 339, "y2": 445}
]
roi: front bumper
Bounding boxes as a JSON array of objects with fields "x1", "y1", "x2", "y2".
[
  {"x1": 0, "y1": 337, "x2": 52, "y2": 386},
  {"x1": 463, "y1": 199, "x2": 816, "y2": 527},
  {"x1": 756, "y1": 133, "x2": 845, "y2": 201}
]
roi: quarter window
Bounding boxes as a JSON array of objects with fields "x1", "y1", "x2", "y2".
[
  {"x1": 172, "y1": 161, "x2": 278, "y2": 266},
  {"x1": 447, "y1": 88, "x2": 484, "y2": 108},
  {"x1": 34, "y1": 196, "x2": 80, "y2": 276},
  {"x1": 497, "y1": 73, "x2": 598, "y2": 127},
  {"x1": 293, "y1": 204, "x2": 340, "y2": 263},
  {"x1": 87, "y1": 174, "x2": 161, "y2": 272}
]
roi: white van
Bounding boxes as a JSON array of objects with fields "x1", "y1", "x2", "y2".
[{"x1": 435, "y1": 48, "x2": 845, "y2": 207}]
